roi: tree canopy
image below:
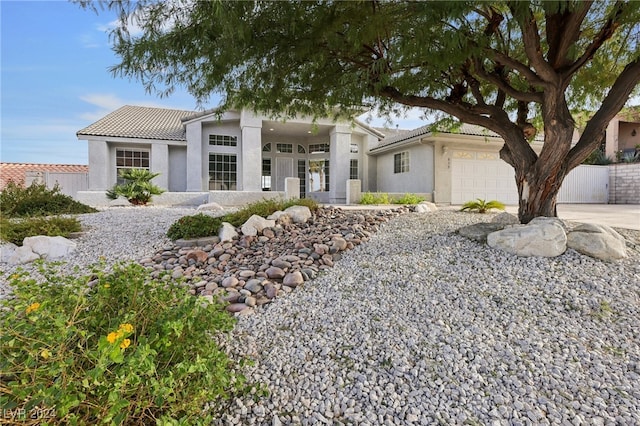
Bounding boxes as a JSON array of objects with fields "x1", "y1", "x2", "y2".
[{"x1": 82, "y1": 0, "x2": 640, "y2": 222}]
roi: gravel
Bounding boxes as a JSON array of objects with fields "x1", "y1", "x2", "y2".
[{"x1": 1, "y1": 207, "x2": 639, "y2": 425}]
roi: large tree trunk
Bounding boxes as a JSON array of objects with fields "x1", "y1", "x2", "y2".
[{"x1": 515, "y1": 166, "x2": 568, "y2": 224}]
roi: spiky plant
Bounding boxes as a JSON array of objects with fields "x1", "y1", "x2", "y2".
[
  {"x1": 460, "y1": 199, "x2": 506, "y2": 213},
  {"x1": 107, "y1": 169, "x2": 164, "y2": 205}
]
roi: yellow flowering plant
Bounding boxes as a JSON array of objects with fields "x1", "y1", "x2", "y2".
[{"x1": 0, "y1": 262, "x2": 251, "y2": 425}]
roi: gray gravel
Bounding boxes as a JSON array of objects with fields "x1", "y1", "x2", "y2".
[
  {"x1": 1, "y1": 207, "x2": 639, "y2": 425},
  {"x1": 218, "y1": 211, "x2": 640, "y2": 426}
]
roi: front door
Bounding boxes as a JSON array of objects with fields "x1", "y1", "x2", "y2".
[{"x1": 275, "y1": 157, "x2": 294, "y2": 191}]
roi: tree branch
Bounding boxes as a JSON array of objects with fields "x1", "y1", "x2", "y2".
[
  {"x1": 484, "y1": 49, "x2": 549, "y2": 88},
  {"x1": 546, "y1": 1, "x2": 593, "y2": 68},
  {"x1": 471, "y1": 58, "x2": 543, "y2": 103}
]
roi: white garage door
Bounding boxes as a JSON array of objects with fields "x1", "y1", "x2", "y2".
[{"x1": 451, "y1": 151, "x2": 518, "y2": 204}]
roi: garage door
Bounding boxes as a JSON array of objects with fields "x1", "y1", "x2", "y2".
[{"x1": 451, "y1": 151, "x2": 518, "y2": 204}]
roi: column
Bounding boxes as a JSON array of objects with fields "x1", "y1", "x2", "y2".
[
  {"x1": 240, "y1": 110, "x2": 263, "y2": 191},
  {"x1": 329, "y1": 125, "x2": 351, "y2": 203},
  {"x1": 186, "y1": 122, "x2": 203, "y2": 191},
  {"x1": 151, "y1": 143, "x2": 169, "y2": 190},
  {"x1": 88, "y1": 140, "x2": 109, "y2": 190}
]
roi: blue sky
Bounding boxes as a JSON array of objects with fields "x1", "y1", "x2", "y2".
[{"x1": 0, "y1": 1, "x2": 425, "y2": 166}]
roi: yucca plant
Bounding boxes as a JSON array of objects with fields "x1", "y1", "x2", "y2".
[
  {"x1": 106, "y1": 169, "x2": 164, "y2": 205},
  {"x1": 460, "y1": 198, "x2": 505, "y2": 213}
]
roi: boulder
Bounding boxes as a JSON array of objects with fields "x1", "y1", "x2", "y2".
[
  {"x1": 241, "y1": 215, "x2": 275, "y2": 237},
  {"x1": 8, "y1": 246, "x2": 40, "y2": 265},
  {"x1": 185, "y1": 249, "x2": 208, "y2": 263},
  {"x1": 283, "y1": 271, "x2": 304, "y2": 287},
  {"x1": 219, "y1": 222, "x2": 238, "y2": 242},
  {"x1": 196, "y1": 202, "x2": 224, "y2": 212},
  {"x1": 567, "y1": 223, "x2": 627, "y2": 261},
  {"x1": 487, "y1": 217, "x2": 566, "y2": 257},
  {"x1": 284, "y1": 205, "x2": 312, "y2": 224},
  {"x1": 0, "y1": 243, "x2": 18, "y2": 263},
  {"x1": 23, "y1": 236, "x2": 77, "y2": 260},
  {"x1": 109, "y1": 197, "x2": 132, "y2": 207},
  {"x1": 415, "y1": 202, "x2": 438, "y2": 213},
  {"x1": 491, "y1": 212, "x2": 519, "y2": 225},
  {"x1": 458, "y1": 222, "x2": 506, "y2": 243}
]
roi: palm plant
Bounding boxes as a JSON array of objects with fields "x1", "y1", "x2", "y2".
[
  {"x1": 460, "y1": 198, "x2": 505, "y2": 213},
  {"x1": 106, "y1": 169, "x2": 164, "y2": 205}
]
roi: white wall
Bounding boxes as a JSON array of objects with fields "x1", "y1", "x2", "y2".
[
  {"x1": 168, "y1": 146, "x2": 187, "y2": 191},
  {"x1": 376, "y1": 144, "x2": 434, "y2": 194}
]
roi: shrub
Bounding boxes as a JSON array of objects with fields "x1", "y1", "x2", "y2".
[
  {"x1": 0, "y1": 181, "x2": 97, "y2": 218},
  {"x1": 106, "y1": 169, "x2": 164, "y2": 205},
  {"x1": 0, "y1": 262, "x2": 249, "y2": 425},
  {"x1": 583, "y1": 149, "x2": 614, "y2": 165},
  {"x1": 0, "y1": 216, "x2": 82, "y2": 245},
  {"x1": 460, "y1": 198, "x2": 506, "y2": 213},
  {"x1": 166, "y1": 213, "x2": 223, "y2": 240},
  {"x1": 392, "y1": 193, "x2": 425, "y2": 205},
  {"x1": 360, "y1": 192, "x2": 390, "y2": 205}
]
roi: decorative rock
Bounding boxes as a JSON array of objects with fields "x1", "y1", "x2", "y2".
[
  {"x1": 108, "y1": 196, "x2": 132, "y2": 207},
  {"x1": 226, "y1": 303, "x2": 250, "y2": 313},
  {"x1": 0, "y1": 243, "x2": 18, "y2": 263},
  {"x1": 492, "y1": 212, "x2": 520, "y2": 225},
  {"x1": 331, "y1": 237, "x2": 348, "y2": 251},
  {"x1": 196, "y1": 201, "x2": 224, "y2": 212},
  {"x1": 284, "y1": 205, "x2": 312, "y2": 224},
  {"x1": 414, "y1": 201, "x2": 438, "y2": 213},
  {"x1": 458, "y1": 222, "x2": 506, "y2": 243},
  {"x1": 283, "y1": 271, "x2": 304, "y2": 287},
  {"x1": 266, "y1": 266, "x2": 286, "y2": 279},
  {"x1": 23, "y1": 236, "x2": 77, "y2": 260},
  {"x1": 264, "y1": 283, "x2": 278, "y2": 299},
  {"x1": 268, "y1": 211, "x2": 293, "y2": 225},
  {"x1": 567, "y1": 223, "x2": 627, "y2": 261},
  {"x1": 271, "y1": 258, "x2": 292, "y2": 269},
  {"x1": 262, "y1": 228, "x2": 275, "y2": 238},
  {"x1": 241, "y1": 215, "x2": 276, "y2": 237},
  {"x1": 8, "y1": 245, "x2": 40, "y2": 265},
  {"x1": 244, "y1": 279, "x2": 264, "y2": 294},
  {"x1": 185, "y1": 249, "x2": 208, "y2": 263},
  {"x1": 219, "y1": 222, "x2": 238, "y2": 242},
  {"x1": 487, "y1": 218, "x2": 566, "y2": 257}
]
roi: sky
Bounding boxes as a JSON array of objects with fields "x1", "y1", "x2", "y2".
[{"x1": 0, "y1": 0, "x2": 426, "y2": 166}]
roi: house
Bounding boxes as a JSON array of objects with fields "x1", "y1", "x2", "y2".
[
  {"x1": 77, "y1": 105, "x2": 629, "y2": 207},
  {"x1": 0, "y1": 162, "x2": 89, "y2": 198},
  {"x1": 603, "y1": 108, "x2": 640, "y2": 162}
]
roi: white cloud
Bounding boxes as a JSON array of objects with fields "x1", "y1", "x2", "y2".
[{"x1": 358, "y1": 107, "x2": 437, "y2": 130}]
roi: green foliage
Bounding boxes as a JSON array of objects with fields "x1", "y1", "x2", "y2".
[
  {"x1": 0, "y1": 263, "x2": 248, "y2": 425},
  {"x1": 360, "y1": 192, "x2": 390, "y2": 205},
  {"x1": 392, "y1": 193, "x2": 426, "y2": 205},
  {"x1": 0, "y1": 216, "x2": 82, "y2": 245},
  {"x1": 460, "y1": 199, "x2": 506, "y2": 213},
  {"x1": 107, "y1": 169, "x2": 164, "y2": 205},
  {"x1": 0, "y1": 181, "x2": 97, "y2": 218},
  {"x1": 583, "y1": 149, "x2": 614, "y2": 165},
  {"x1": 167, "y1": 198, "x2": 319, "y2": 240},
  {"x1": 166, "y1": 213, "x2": 223, "y2": 240}
]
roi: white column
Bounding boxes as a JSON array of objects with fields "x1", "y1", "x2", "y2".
[
  {"x1": 329, "y1": 125, "x2": 351, "y2": 203},
  {"x1": 240, "y1": 110, "x2": 263, "y2": 191},
  {"x1": 186, "y1": 122, "x2": 203, "y2": 191},
  {"x1": 151, "y1": 143, "x2": 169, "y2": 190},
  {"x1": 88, "y1": 140, "x2": 109, "y2": 190}
]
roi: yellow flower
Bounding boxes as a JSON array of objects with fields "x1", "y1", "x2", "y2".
[
  {"x1": 106, "y1": 332, "x2": 119, "y2": 344},
  {"x1": 104, "y1": 284, "x2": 110, "y2": 289},
  {"x1": 40, "y1": 349, "x2": 52, "y2": 359},
  {"x1": 120, "y1": 339, "x2": 131, "y2": 350},
  {"x1": 26, "y1": 302, "x2": 41, "y2": 314},
  {"x1": 119, "y1": 323, "x2": 134, "y2": 333}
]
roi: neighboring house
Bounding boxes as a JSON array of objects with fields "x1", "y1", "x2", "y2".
[
  {"x1": 603, "y1": 108, "x2": 640, "y2": 162},
  {"x1": 0, "y1": 163, "x2": 89, "y2": 198},
  {"x1": 77, "y1": 105, "x2": 624, "y2": 206}
]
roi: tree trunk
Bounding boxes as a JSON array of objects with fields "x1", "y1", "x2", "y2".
[{"x1": 516, "y1": 166, "x2": 567, "y2": 224}]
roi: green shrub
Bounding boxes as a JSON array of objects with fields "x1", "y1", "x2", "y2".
[
  {"x1": 583, "y1": 149, "x2": 614, "y2": 165},
  {"x1": 106, "y1": 169, "x2": 164, "y2": 205},
  {"x1": 283, "y1": 197, "x2": 319, "y2": 212},
  {"x1": 0, "y1": 181, "x2": 97, "y2": 218},
  {"x1": 0, "y1": 216, "x2": 82, "y2": 245},
  {"x1": 392, "y1": 193, "x2": 425, "y2": 205},
  {"x1": 460, "y1": 198, "x2": 506, "y2": 213},
  {"x1": 360, "y1": 192, "x2": 390, "y2": 205},
  {"x1": 166, "y1": 213, "x2": 223, "y2": 240},
  {"x1": 0, "y1": 263, "x2": 249, "y2": 425}
]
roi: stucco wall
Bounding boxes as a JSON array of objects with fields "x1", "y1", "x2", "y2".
[
  {"x1": 168, "y1": 146, "x2": 187, "y2": 191},
  {"x1": 376, "y1": 144, "x2": 434, "y2": 194},
  {"x1": 609, "y1": 163, "x2": 640, "y2": 204}
]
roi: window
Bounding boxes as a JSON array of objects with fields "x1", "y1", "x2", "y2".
[
  {"x1": 309, "y1": 143, "x2": 330, "y2": 154},
  {"x1": 276, "y1": 143, "x2": 293, "y2": 153},
  {"x1": 350, "y1": 159, "x2": 359, "y2": 180},
  {"x1": 208, "y1": 154, "x2": 237, "y2": 190},
  {"x1": 309, "y1": 159, "x2": 329, "y2": 192},
  {"x1": 297, "y1": 144, "x2": 306, "y2": 154},
  {"x1": 394, "y1": 151, "x2": 409, "y2": 174},
  {"x1": 262, "y1": 143, "x2": 272, "y2": 152},
  {"x1": 116, "y1": 149, "x2": 149, "y2": 184},
  {"x1": 262, "y1": 158, "x2": 272, "y2": 191},
  {"x1": 209, "y1": 134, "x2": 237, "y2": 147},
  {"x1": 350, "y1": 143, "x2": 359, "y2": 153},
  {"x1": 298, "y1": 159, "x2": 307, "y2": 198}
]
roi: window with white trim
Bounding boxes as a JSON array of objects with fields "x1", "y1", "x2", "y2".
[
  {"x1": 276, "y1": 143, "x2": 293, "y2": 153},
  {"x1": 208, "y1": 154, "x2": 237, "y2": 190},
  {"x1": 209, "y1": 134, "x2": 237, "y2": 147},
  {"x1": 309, "y1": 143, "x2": 330, "y2": 153},
  {"x1": 116, "y1": 149, "x2": 149, "y2": 184},
  {"x1": 350, "y1": 159, "x2": 359, "y2": 180},
  {"x1": 394, "y1": 151, "x2": 409, "y2": 174}
]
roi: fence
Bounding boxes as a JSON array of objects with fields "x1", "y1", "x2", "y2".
[
  {"x1": 25, "y1": 171, "x2": 89, "y2": 199},
  {"x1": 609, "y1": 163, "x2": 640, "y2": 204}
]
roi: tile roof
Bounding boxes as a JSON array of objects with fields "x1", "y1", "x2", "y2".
[
  {"x1": 0, "y1": 163, "x2": 88, "y2": 189},
  {"x1": 370, "y1": 123, "x2": 502, "y2": 151},
  {"x1": 77, "y1": 105, "x2": 195, "y2": 141}
]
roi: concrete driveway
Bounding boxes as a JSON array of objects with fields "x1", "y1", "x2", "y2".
[{"x1": 504, "y1": 204, "x2": 640, "y2": 230}]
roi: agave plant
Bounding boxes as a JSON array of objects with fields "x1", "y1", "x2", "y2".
[
  {"x1": 107, "y1": 169, "x2": 164, "y2": 205},
  {"x1": 460, "y1": 198, "x2": 505, "y2": 213}
]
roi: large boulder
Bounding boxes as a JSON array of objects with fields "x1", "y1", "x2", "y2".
[
  {"x1": 241, "y1": 215, "x2": 275, "y2": 237},
  {"x1": 196, "y1": 202, "x2": 224, "y2": 213},
  {"x1": 219, "y1": 222, "x2": 238, "y2": 242},
  {"x1": 8, "y1": 245, "x2": 40, "y2": 265},
  {"x1": 0, "y1": 243, "x2": 18, "y2": 263},
  {"x1": 284, "y1": 205, "x2": 312, "y2": 224},
  {"x1": 491, "y1": 212, "x2": 520, "y2": 225},
  {"x1": 567, "y1": 223, "x2": 627, "y2": 261},
  {"x1": 23, "y1": 236, "x2": 77, "y2": 260},
  {"x1": 487, "y1": 217, "x2": 566, "y2": 257},
  {"x1": 414, "y1": 202, "x2": 438, "y2": 213},
  {"x1": 458, "y1": 222, "x2": 506, "y2": 243}
]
